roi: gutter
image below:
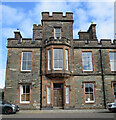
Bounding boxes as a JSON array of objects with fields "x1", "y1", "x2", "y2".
[{"x1": 99, "y1": 49, "x2": 106, "y2": 109}]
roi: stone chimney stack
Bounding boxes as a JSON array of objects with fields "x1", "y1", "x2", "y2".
[{"x1": 14, "y1": 29, "x2": 22, "y2": 39}]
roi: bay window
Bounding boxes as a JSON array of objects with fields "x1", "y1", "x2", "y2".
[{"x1": 47, "y1": 47, "x2": 69, "y2": 71}]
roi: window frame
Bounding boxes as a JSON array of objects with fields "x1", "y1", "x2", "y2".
[
  {"x1": 66, "y1": 86, "x2": 70, "y2": 104},
  {"x1": 82, "y1": 52, "x2": 93, "y2": 72},
  {"x1": 47, "y1": 86, "x2": 51, "y2": 104},
  {"x1": 109, "y1": 52, "x2": 116, "y2": 72},
  {"x1": 54, "y1": 28, "x2": 61, "y2": 39},
  {"x1": 21, "y1": 51, "x2": 32, "y2": 72},
  {"x1": 48, "y1": 49, "x2": 51, "y2": 70},
  {"x1": 20, "y1": 84, "x2": 31, "y2": 104},
  {"x1": 53, "y1": 49, "x2": 63, "y2": 70},
  {"x1": 84, "y1": 83, "x2": 95, "y2": 103},
  {"x1": 65, "y1": 49, "x2": 69, "y2": 71}
]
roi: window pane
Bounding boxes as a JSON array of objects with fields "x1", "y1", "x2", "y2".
[
  {"x1": 85, "y1": 93, "x2": 90, "y2": 101},
  {"x1": 59, "y1": 60, "x2": 63, "y2": 68},
  {"x1": 54, "y1": 49, "x2": 58, "y2": 59},
  {"x1": 55, "y1": 28, "x2": 60, "y2": 33},
  {"x1": 54, "y1": 60, "x2": 58, "y2": 68},
  {"x1": 23, "y1": 52, "x2": 27, "y2": 60},
  {"x1": 26, "y1": 85, "x2": 30, "y2": 93},
  {"x1": 26, "y1": 94, "x2": 30, "y2": 101},
  {"x1": 23, "y1": 85, "x2": 26, "y2": 93},
  {"x1": 59, "y1": 49, "x2": 63, "y2": 59},
  {"x1": 27, "y1": 61, "x2": 32, "y2": 70},
  {"x1": 21, "y1": 94, "x2": 25, "y2": 101},
  {"x1": 22, "y1": 61, "x2": 26, "y2": 70},
  {"x1": 28, "y1": 52, "x2": 32, "y2": 61}
]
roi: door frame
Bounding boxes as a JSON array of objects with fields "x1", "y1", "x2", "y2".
[{"x1": 51, "y1": 79, "x2": 65, "y2": 108}]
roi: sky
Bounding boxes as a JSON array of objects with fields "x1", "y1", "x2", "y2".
[{"x1": 0, "y1": 0, "x2": 115, "y2": 89}]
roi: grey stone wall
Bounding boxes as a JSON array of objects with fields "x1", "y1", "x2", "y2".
[{"x1": 5, "y1": 48, "x2": 41, "y2": 109}]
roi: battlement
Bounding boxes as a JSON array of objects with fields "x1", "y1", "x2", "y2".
[
  {"x1": 33, "y1": 24, "x2": 42, "y2": 30},
  {"x1": 73, "y1": 39, "x2": 116, "y2": 48},
  {"x1": 7, "y1": 38, "x2": 42, "y2": 48},
  {"x1": 42, "y1": 12, "x2": 73, "y2": 21}
]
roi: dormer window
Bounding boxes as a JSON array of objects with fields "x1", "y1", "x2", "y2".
[{"x1": 54, "y1": 28, "x2": 61, "y2": 39}]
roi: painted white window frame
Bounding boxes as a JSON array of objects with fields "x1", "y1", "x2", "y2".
[
  {"x1": 48, "y1": 49, "x2": 51, "y2": 70},
  {"x1": 21, "y1": 52, "x2": 32, "y2": 71},
  {"x1": 65, "y1": 50, "x2": 68, "y2": 70},
  {"x1": 54, "y1": 28, "x2": 61, "y2": 39},
  {"x1": 82, "y1": 52, "x2": 93, "y2": 71},
  {"x1": 109, "y1": 52, "x2": 116, "y2": 71},
  {"x1": 53, "y1": 49, "x2": 63, "y2": 70},
  {"x1": 66, "y1": 87, "x2": 69, "y2": 104},
  {"x1": 20, "y1": 84, "x2": 30, "y2": 104},
  {"x1": 84, "y1": 83, "x2": 95, "y2": 103},
  {"x1": 47, "y1": 87, "x2": 51, "y2": 104}
]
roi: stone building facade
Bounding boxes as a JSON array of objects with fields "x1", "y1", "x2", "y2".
[{"x1": 4, "y1": 12, "x2": 116, "y2": 110}]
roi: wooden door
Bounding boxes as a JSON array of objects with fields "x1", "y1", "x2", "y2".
[{"x1": 53, "y1": 83, "x2": 63, "y2": 107}]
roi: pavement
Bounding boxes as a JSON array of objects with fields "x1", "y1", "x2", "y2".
[{"x1": 1, "y1": 109, "x2": 116, "y2": 120}]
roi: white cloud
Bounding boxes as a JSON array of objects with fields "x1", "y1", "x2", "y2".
[{"x1": 2, "y1": 5, "x2": 25, "y2": 26}]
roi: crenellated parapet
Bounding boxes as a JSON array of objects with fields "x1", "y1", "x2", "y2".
[
  {"x1": 73, "y1": 39, "x2": 116, "y2": 48},
  {"x1": 33, "y1": 24, "x2": 42, "y2": 40},
  {"x1": 44, "y1": 37, "x2": 71, "y2": 47},
  {"x1": 42, "y1": 12, "x2": 73, "y2": 22},
  {"x1": 7, "y1": 38, "x2": 42, "y2": 48}
]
